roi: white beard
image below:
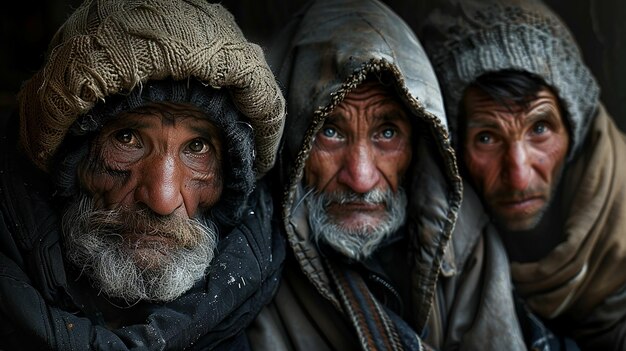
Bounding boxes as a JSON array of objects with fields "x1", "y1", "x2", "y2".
[
  {"x1": 306, "y1": 188, "x2": 407, "y2": 261},
  {"x1": 61, "y1": 194, "x2": 218, "y2": 303}
]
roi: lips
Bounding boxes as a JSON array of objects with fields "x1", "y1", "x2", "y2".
[
  {"x1": 124, "y1": 231, "x2": 177, "y2": 250},
  {"x1": 494, "y1": 196, "x2": 545, "y2": 216},
  {"x1": 327, "y1": 202, "x2": 385, "y2": 213}
]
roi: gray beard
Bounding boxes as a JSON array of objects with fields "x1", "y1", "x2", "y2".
[
  {"x1": 61, "y1": 194, "x2": 218, "y2": 303},
  {"x1": 306, "y1": 188, "x2": 407, "y2": 261}
]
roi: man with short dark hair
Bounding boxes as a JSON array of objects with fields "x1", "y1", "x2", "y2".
[
  {"x1": 0, "y1": 0, "x2": 286, "y2": 349},
  {"x1": 422, "y1": 0, "x2": 626, "y2": 348}
]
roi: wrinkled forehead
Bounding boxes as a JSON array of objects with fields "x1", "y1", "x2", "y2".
[
  {"x1": 462, "y1": 85, "x2": 566, "y2": 126},
  {"x1": 118, "y1": 101, "x2": 208, "y2": 122},
  {"x1": 341, "y1": 81, "x2": 397, "y2": 102},
  {"x1": 331, "y1": 81, "x2": 407, "y2": 115},
  {"x1": 103, "y1": 101, "x2": 223, "y2": 139}
]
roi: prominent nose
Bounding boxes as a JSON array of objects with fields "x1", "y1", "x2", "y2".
[
  {"x1": 503, "y1": 142, "x2": 532, "y2": 190},
  {"x1": 134, "y1": 154, "x2": 184, "y2": 216},
  {"x1": 337, "y1": 142, "x2": 380, "y2": 193}
]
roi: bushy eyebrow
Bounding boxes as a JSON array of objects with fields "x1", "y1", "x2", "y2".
[
  {"x1": 466, "y1": 105, "x2": 559, "y2": 130},
  {"x1": 326, "y1": 109, "x2": 408, "y2": 125},
  {"x1": 466, "y1": 117, "x2": 500, "y2": 129},
  {"x1": 103, "y1": 117, "x2": 149, "y2": 131},
  {"x1": 189, "y1": 125, "x2": 218, "y2": 140},
  {"x1": 378, "y1": 111, "x2": 409, "y2": 123},
  {"x1": 526, "y1": 107, "x2": 559, "y2": 125}
]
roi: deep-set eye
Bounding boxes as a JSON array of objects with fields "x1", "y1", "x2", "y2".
[
  {"x1": 476, "y1": 132, "x2": 493, "y2": 144},
  {"x1": 381, "y1": 128, "x2": 396, "y2": 139},
  {"x1": 322, "y1": 127, "x2": 338, "y2": 138},
  {"x1": 113, "y1": 129, "x2": 141, "y2": 148},
  {"x1": 187, "y1": 138, "x2": 210, "y2": 154},
  {"x1": 532, "y1": 121, "x2": 549, "y2": 135}
]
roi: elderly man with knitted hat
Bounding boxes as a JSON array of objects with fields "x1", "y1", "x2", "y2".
[
  {"x1": 421, "y1": 0, "x2": 626, "y2": 349},
  {"x1": 0, "y1": 0, "x2": 285, "y2": 349}
]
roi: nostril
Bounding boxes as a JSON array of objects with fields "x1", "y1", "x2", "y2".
[
  {"x1": 337, "y1": 157, "x2": 380, "y2": 194},
  {"x1": 134, "y1": 177, "x2": 185, "y2": 217}
]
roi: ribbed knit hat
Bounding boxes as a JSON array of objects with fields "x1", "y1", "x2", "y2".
[
  {"x1": 17, "y1": 0, "x2": 285, "y2": 176},
  {"x1": 420, "y1": 0, "x2": 600, "y2": 157}
]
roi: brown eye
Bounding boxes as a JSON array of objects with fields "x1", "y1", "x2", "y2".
[
  {"x1": 115, "y1": 129, "x2": 135, "y2": 144},
  {"x1": 187, "y1": 138, "x2": 210, "y2": 154}
]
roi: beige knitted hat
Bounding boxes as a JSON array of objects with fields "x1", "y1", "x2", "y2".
[{"x1": 17, "y1": 0, "x2": 285, "y2": 176}]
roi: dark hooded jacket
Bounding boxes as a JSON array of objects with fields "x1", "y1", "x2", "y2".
[
  {"x1": 0, "y1": 0, "x2": 286, "y2": 349},
  {"x1": 421, "y1": 0, "x2": 626, "y2": 349},
  {"x1": 246, "y1": 0, "x2": 527, "y2": 349}
]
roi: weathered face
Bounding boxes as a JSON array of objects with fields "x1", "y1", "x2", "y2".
[
  {"x1": 81, "y1": 102, "x2": 224, "y2": 218},
  {"x1": 462, "y1": 86, "x2": 569, "y2": 232},
  {"x1": 64, "y1": 102, "x2": 224, "y2": 302},
  {"x1": 303, "y1": 81, "x2": 412, "y2": 259}
]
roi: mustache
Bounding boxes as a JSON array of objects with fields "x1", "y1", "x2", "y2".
[
  {"x1": 62, "y1": 194, "x2": 217, "y2": 302},
  {"x1": 72, "y1": 199, "x2": 208, "y2": 248},
  {"x1": 317, "y1": 188, "x2": 389, "y2": 206},
  {"x1": 305, "y1": 187, "x2": 407, "y2": 261}
]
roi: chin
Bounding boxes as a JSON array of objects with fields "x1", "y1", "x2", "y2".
[
  {"x1": 130, "y1": 248, "x2": 171, "y2": 270},
  {"x1": 333, "y1": 214, "x2": 385, "y2": 230},
  {"x1": 124, "y1": 236, "x2": 176, "y2": 268},
  {"x1": 496, "y1": 214, "x2": 543, "y2": 233}
]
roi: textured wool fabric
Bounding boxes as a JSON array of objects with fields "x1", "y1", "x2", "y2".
[
  {"x1": 511, "y1": 106, "x2": 626, "y2": 322},
  {"x1": 17, "y1": 0, "x2": 285, "y2": 176},
  {"x1": 420, "y1": 0, "x2": 599, "y2": 158}
]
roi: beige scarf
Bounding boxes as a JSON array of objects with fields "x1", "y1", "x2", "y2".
[{"x1": 511, "y1": 106, "x2": 626, "y2": 321}]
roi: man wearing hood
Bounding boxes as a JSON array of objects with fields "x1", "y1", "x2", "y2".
[
  {"x1": 246, "y1": 0, "x2": 531, "y2": 349},
  {"x1": 421, "y1": 0, "x2": 626, "y2": 349},
  {"x1": 0, "y1": 0, "x2": 286, "y2": 349}
]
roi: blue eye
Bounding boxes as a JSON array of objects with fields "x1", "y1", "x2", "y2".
[
  {"x1": 533, "y1": 121, "x2": 548, "y2": 135},
  {"x1": 322, "y1": 127, "x2": 337, "y2": 138},
  {"x1": 381, "y1": 129, "x2": 395, "y2": 139}
]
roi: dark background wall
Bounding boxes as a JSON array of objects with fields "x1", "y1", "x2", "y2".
[{"x1": 2, "y1": 0, "x2": 624, "y2": 131}]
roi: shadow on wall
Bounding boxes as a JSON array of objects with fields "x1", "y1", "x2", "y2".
[{"x1": 2, "y1": 0, "x2": 624, "y2": 131}]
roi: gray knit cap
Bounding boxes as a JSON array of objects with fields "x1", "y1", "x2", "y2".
[
  {"x1": 420, "y1": 0, "x2": 600, "y2": 158},
  {"x1": 17, "y1": 0, "x2": 285, "y2": 176}
]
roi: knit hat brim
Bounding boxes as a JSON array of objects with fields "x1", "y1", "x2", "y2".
[{"x1": 18, "y1": 0, "x2": 285, "y2": 176}]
